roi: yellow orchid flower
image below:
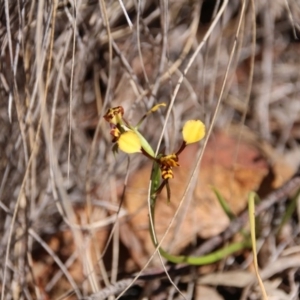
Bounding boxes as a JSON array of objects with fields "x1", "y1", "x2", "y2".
[
  {"x1": 118, "y1": 131, "x2": 142, "y2": 154},
  {"x1": 182, "y1": 120, "x2": 205, "y2": 145},
  {"x1": 104, "y1": 104, "x2": 206, "y2": 202}
]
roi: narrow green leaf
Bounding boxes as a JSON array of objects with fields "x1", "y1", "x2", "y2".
[
  {"x1": 277, "y1": 188, "x2": 300, "y2": 236},
  {"x1": 248, "y1": 192, "x2": 268, "y2": 300},
  {"x1": 212, "y1": 186, "x2": 235, "y2": 220}
]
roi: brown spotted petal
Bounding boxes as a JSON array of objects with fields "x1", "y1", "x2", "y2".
[
  {"x1": 103, "y1": 106, "x2": 124, "y2": 125},
  {"x1": 110, "y1": 126, "x2": 121, "y2": 142},
  {"x1": 159, "y1": 154, "x2": 179, "y2": 168},
  {"x1": 160, "y1": 165, "x2": 174, "y2": 179}
]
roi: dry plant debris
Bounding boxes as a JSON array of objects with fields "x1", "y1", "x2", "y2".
[{"x1": 1, "y1": 0, "x2": 300, "y2": 299}]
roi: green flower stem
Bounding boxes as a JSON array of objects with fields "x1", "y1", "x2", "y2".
[
  {"x1": 149, "y1": 160, "x2": 251, "y2": 265},
  {"x1": 132, "y1": 127, "x2": 155, "y2": 158},
  {"x1": 158, "y1": 240, "x2": 251, "y2": 265}
]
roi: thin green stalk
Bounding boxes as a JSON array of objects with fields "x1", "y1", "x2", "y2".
[
  {"x1": 248, "y1": 192, "x2": 268, "y2": 299},
  {"x1": 148, "y1": 161, "x2": 251, "y2": 266}
]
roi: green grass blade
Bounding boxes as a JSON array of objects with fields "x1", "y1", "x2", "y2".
[
  {"x1": 277, "y1": 188, "x2": 300, "y2": 236},
  {"x1": 248, "y1": 192, "x2": 268, "y2": 300},
  {"x1": 212, "y1": 186, "x2": 235, "y2": 220}
]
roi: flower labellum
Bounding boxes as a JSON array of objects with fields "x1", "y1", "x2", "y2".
[
  {"x1": 160, "y1": 165, "x2": 174, "y2": 179},
  {"x1": 159, "y1": 154, "x2": 179, "y2": 167},
  {"x1": 118, "y1": 131, "x2": 142, "y2": 153},
  {"x1": 182, "y1": 120, "x2": 205, "y2": 144}
]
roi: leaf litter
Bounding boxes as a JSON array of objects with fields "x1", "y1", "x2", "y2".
[{"x1": 1, "y1": 0, "x2": 300, "y2": 299}]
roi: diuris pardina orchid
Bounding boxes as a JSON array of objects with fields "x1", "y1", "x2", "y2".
[
  {"x1": 103, "y1": 104, "x2": 205, "y2": 202},
  {"x1": 104, "y1": 107, "x2": 254, "y2": 267}
]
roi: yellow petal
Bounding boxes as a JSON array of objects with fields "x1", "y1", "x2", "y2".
[
  {"x1": 182, "y1": 120, "x2": 205, "y2": 144},
  {"x1": 118, "y1": 131, "x2": 142, "y2": 153}
]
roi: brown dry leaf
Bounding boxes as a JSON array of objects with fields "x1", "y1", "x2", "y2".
[
  {"x1": 198, "y1": 270, "x2": 255, "y2": 288},
  {"x1": 119, "y1": 221, "x2": 149, "y2": 268},
  {"x1": 228, "y1": 124, "x2": 295, "y2": 188},
  {"x1": 195, "y1": 285, "x2": 224, "y2": 300},
  {"x1": 34, "y1": 206, "x2": 110, "y2": 297},
  {"x1": 31, "y1": 260, "x2": 53, "y2": 291},
  {"x1": 125, "y1": 130, "x2": 271, "y2": 258}
]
